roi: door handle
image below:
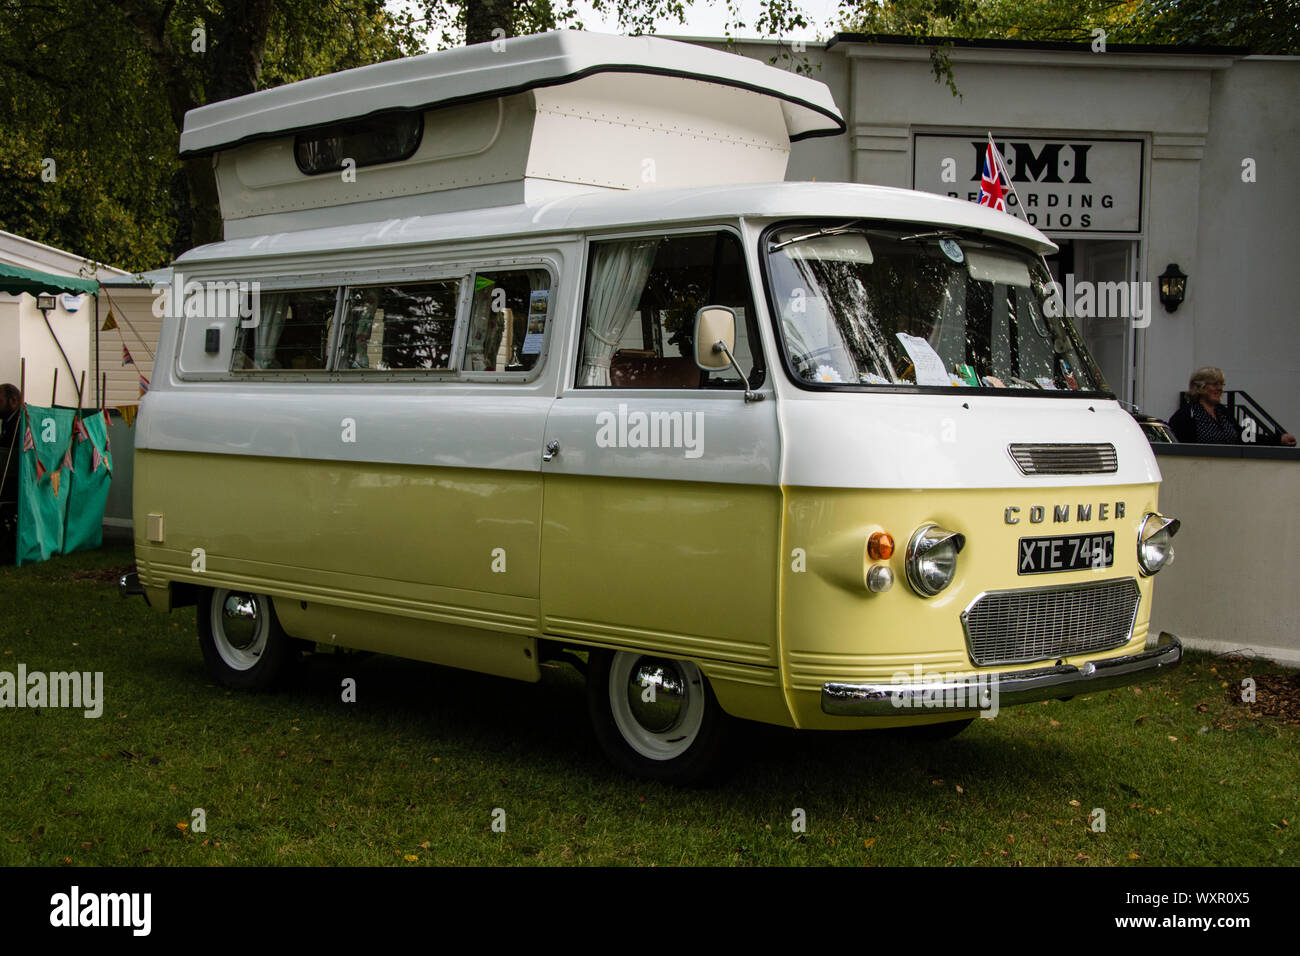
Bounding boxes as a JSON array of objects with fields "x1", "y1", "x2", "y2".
[{"x1": 542, "y1": 439, "x2": 560, "y2": 463}]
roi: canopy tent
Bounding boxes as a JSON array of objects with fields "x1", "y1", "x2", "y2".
[
  {"x1": 0, "y1": 264, "x2": 111, "y2": 566},
  {"x1": 0, "y1": 262, "x2": 99, "y2": 297}
]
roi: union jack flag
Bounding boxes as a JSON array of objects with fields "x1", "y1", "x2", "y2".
[
  {"x1": 978, "y1": 140, "x2": 1010, "y2": 213},
  {"x1": 138, "y1": 374, "x2": 150, "y2": 396},
  {"x1": 123, "y1": 345, "x2": 135, "y2": 366}
]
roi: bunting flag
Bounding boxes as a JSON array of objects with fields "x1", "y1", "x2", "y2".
[
  {"x1": 122, "y1": 345, "x2": 135, "y2": 366},
  {"x1": 22, "y1": 425, "x2": 34, "y2": 452},
  {"x1": 63, "y1": 446, "x2": 74, "y2": 474},
  {"x1": 91, "y1": 445, "x2": 103, "y2": 473},
  {"x1": 115, "y1": 405, "x2": 137, "y2": 429},
  {"x1": 138, "y1": 374, "x2": 150, "y2": 396},
  {"x1": 35, "y1": 457, "x2": 46, "y2": 481},
  {"x1": 101, "y1": 312, "x2": 118, "y2": 331},
  {"x1": 50, "y1": 469, "x2": 61, "y2": 499},
  {"x1": 73, "y1": 417, "x2": 89, "y2": 443}
]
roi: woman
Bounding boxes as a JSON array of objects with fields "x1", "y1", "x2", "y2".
[{"x1": 1169, "y1": 367, "x2": 1296, "y2": 445}]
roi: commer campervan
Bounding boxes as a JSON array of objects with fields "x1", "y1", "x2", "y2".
[{"x1": 123, "y1": 31, "x2": 1183, "y2": 782}]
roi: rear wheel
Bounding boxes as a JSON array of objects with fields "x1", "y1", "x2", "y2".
[
  {"x1": 586, "y1": 649, "x2": 730, "y2": 784},
  {"x1": 197, "y1": 587, "x2": 295, "y2": 691}
]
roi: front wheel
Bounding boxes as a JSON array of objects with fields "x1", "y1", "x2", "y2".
[
  {"x1": 196, "y1": 587, "x2": 296, "y2": 691},
  {"x1": 586, "y1": 649, "x2": 730, "y2": 784}
]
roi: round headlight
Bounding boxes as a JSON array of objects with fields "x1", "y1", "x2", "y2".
[
  {"x1": 1137, "y1": 513, "x2": 1180, "y2": 576},
  {"x1": 905, "y1": 524, "x2": 966, "y2": 596}
]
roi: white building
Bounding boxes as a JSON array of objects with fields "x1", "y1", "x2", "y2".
[{"x1": 712, "y1": 34, "x2": 1300, "y2": 432}]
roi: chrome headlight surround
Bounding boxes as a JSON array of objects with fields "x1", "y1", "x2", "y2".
[
  {"x1": 905, "y1": 524, "x2": 966, "y2": 597},
  {"x1": 1137, "y1": 513, "x2": 1180, "y2": 576}
]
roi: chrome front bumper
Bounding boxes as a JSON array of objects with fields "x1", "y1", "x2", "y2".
[{"x1": 821, "y1": 632, "x2": 1183, "y2": 717}]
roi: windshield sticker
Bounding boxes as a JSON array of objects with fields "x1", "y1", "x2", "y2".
[
  {"x1": 860, "y1": 372, "x2": 891, "y2": 385},
  {"x1": 814, "y1": 364, "x2": 844, "y2": 383},
  {"x1": 895, "y1": 332, "x2": 951, "y2": 386},
  {"x1": 939, "y1": 238, "x2": 964, "y2": 263}
]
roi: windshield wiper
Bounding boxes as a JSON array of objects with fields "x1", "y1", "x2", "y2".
[
  {"x1": 899, "y1": 230, "x2": 961, "y2": 242},
  {"x1": 768, "y1": 220, "x2": 866, "y2": 253}
]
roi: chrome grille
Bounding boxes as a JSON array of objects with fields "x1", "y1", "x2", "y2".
[
  {"x1": 961, "y1": 578, "x2": 1140, "y2": 667},
  {"x1": 1009, "y1": 443, "x2": 1118, "y2": 475}
]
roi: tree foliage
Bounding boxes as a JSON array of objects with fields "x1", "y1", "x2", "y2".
[{"x1": 1, "y1": 0, "x2": 1294, "y2": 272}]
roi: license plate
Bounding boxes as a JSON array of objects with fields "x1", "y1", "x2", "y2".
[{"x1": 1017, "y1": 532, "x2": 1114, "y2": 574}]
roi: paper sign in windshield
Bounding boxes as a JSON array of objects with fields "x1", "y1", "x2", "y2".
[{"x1": 895, "y1": 332, "x2": 951, "y2": 386}]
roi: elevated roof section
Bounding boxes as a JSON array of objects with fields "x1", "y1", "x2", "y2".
[
  {"x1": 179, "y1": 32, "x2": 846, "y2": 240},
  {"x1": 181, "y1": 31, "x2": 844, "y2": 157}
]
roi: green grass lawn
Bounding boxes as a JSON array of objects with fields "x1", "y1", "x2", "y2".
[{"x1": 0, "y1": 544, "x2": 1295, "y2": 866}]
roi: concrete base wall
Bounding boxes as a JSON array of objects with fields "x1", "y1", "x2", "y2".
[{"x1": 1149, "y1": 453, "x2": 1300, "y2": 666}]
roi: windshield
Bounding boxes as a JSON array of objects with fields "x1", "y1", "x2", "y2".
[{"x1": 764, "y1": 222, "x2": 1107, "y2": 393}]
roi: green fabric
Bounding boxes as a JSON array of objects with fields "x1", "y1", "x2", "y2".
[
  {"x1": 15, "y1": 405, "x2": 112, "y2": 565},
  {"x1": 0, "y1": 263, "x2": 99, "y2": 297},
  {"x1": 64, "y1": 410, "x2": 113, "y2": 554}
]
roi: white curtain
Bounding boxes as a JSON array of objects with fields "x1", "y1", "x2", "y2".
[
  {"x1": 254, "y1": 294, "x2": 288, "y2": 369},
  {"x1": 580, "y1": 240, "x2": 658, "y2": 386}
]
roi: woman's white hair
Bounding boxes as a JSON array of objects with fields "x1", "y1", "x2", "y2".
[{"x1": 1188, "y1": 366, "x2": 1225, "y2": 403}]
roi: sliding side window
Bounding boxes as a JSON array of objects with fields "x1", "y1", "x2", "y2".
[
  {"x1": 231, "y1": 288, "x2": 339, "y2": 371},
  {"x1": 336, "y1": 281, "x2": 461, "y2": 371},
  {"x1": 461, "y1": 269, "x2": 552, "y2": 374}
]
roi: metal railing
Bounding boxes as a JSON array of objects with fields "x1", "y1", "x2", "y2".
[{"x1": 1178, "y1": 390, "x2": 1288, "y2": 444}]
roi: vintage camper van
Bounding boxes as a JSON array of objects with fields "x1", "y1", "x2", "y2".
[{"x1": 124, "y1": 31, "x2": 1183, "y2": 782}]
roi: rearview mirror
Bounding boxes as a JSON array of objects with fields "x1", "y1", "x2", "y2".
[
  {"x1": 692, "y1": 305, "x2": 763, "y2": 403},
  {"x1": 694, "y1": 306, "x2": 736, "y2": 371}
]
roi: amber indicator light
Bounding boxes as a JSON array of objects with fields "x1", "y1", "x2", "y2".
[{"x1": 868, "y1": 531, "x2": 895, "y2": 560}]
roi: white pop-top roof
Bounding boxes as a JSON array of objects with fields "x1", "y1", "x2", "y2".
[
  {"x1": 175, "y1": 181, "x2": 1058, "y2": 267},
  {"x1": 179, "y1": 30, "x2": 844, "y2": 157}
]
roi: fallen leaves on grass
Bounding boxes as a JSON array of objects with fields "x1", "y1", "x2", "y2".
[{"x1": 1226, "y1": 672, "x2": 1300, "y2": 725}]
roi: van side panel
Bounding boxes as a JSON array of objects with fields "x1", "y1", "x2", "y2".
[{"x1": 134, "y1": 448, "x2": 543, "y2": 680}]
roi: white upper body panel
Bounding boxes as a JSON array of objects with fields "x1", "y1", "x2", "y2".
[{"x1": 174, "y1": 180, "x2": 1056, "y2": 274}]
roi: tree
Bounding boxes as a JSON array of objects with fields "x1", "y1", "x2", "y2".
[{"x1": 0, "y1": 0, "x2": 419, "y2": 268}]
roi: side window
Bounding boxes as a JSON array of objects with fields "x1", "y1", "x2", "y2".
[
  {"x1": 336, "y1": 281, "x2": 460, "y2": 371},
  {"x1": 461, "y1": 269, "x2": 551, "y2": 373},
  {"x1": 232, "y1": 288, "x2": 338, "y2": 371},
  {"x1": 577, "y1": 231, "x2": 763, "y2": 389}
]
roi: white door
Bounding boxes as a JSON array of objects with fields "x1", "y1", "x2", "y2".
[{"x1": 1073, "y1": 240, "x2": 1138, "y2": 403}]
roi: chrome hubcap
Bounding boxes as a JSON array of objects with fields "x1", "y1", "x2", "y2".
[
  {"x1": 608, "y1": 653, "x2": 706, "y2": 761},
  {"x1": 221, "y1": 593, "x2": 260, "y2": 649},
  {"x1": 210, "y1": 589, "x2": 271, "y2": 671},
  {"x1": 626, "y1": 658, "x2": 687, "y2": 733}
]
